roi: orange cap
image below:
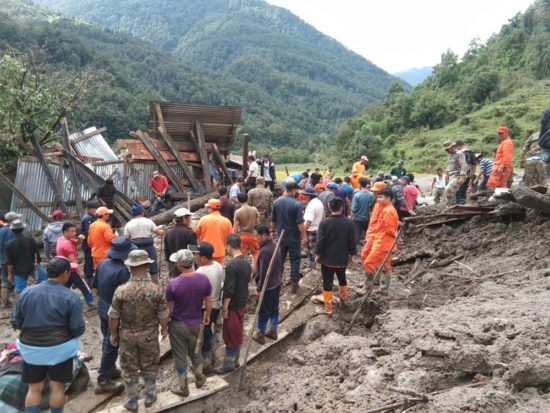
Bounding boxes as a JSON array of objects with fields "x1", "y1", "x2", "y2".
[
  {"x1": 372, "y1": 182, "x2": 387, "y2": 192},
  {"x1": 314, "y1": 183, "x2": 324, "y2": 190},
  {"x1": 205, "y1": 199, "x2": 221, "y2": 209},
  {"x1": 497, "y1": 126, "x2": 509, "y2": 133}
]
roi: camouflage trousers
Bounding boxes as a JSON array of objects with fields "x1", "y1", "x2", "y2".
[
  {"x1": 257, "y1": 209, "x2": 271, "y2": 225},
  {"x1": 443, "y1": 175, "x2": 460, "y2": 206},
  {"x1": 522, "y1": 160, "x2": 547, "y2": 187},
  {"x1": 119, "y1": 326, "x2": 160, "y2": 381}
]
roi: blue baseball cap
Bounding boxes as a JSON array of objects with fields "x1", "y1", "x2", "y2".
[{"x1": 131, "y1": 202, "x2": 144, "y2": 215}]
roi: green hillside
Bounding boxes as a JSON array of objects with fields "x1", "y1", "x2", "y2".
[
  {"x1": 34, "y1": 0, "x2": 407, "y2": 128},
  {"x1": 333, "y1": 0, "x2": 550, "y2": 172}
]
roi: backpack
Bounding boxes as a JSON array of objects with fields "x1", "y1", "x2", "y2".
[
  {"x1": 538, "y1": 108, "x2": 550, "y2": 150},
  {"x1": 462, "y1": 149, "x2": 477, "y2": 166}
]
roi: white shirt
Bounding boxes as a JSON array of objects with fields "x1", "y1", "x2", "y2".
[
  {"x1": 229, "y1": 183, "x2": 241, "y2": 201},
  {"x1": 303, "y1": 197, "x2": 324, "y2": 232},
  {"x1": 123, "y1": 217, "x2": 157, "y2": 239},
  {"x1": 248, "y1": 161, "x2": 258, "y2": 178},
  {"x1": 263, "y1": 161, "x2": 272, "y2": 181},
  {"x1": 197, "y1": 262, "x2": 224, "y2": 309},
  {"x1": 435, "y1": 174, "x2": 446, "y2": 189}
]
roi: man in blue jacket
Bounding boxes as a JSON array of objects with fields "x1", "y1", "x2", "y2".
[{"x1": 11, "y1": 257, "x2": 85, "y2": 413}]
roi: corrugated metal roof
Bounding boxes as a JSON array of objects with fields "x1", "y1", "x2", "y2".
[{"x1": 69, "y1": 126, "x2": 117, "y2": 161}]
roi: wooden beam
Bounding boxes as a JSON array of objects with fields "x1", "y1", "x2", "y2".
[
  {"x1": 123, "y1": 158, "x2": 128, "y2": 195},
  {"x1": 61, "y1": 118, "x2": 84, "y2": 216},
  {"x1": 92, "y1": 160, "x2": 124, "y2": 166},
  {"x1": 0, "y1": 171, "x2": 51, "y2": 222},
  {"x1": 242, "y1": 133, "x2": 249, "y2": 176},
  {"x1": 70, "y1": 127, "x2": 107, "y2": 145},
  {"x1": 158, "y1": 126, "x2": 201, "y2": 192},
  {"x1": 130, "y1": 131, "x2": 184, "y2": 192},
  {"x1": 193, "y1": 119, "x2": 212, "y2": 191},
  {"x1": 29, "y1": 133, "x2": 68, "y2": 213},
  {"x1": 212, "y1": 143, "x2": 234, "y2": 186}
]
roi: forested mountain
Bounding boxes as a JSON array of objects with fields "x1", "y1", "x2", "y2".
[
  {"x1": 34, "y1": 0, "x2": 407, "y2": 127},
  {"x1": 0, "y1": 0, "x2": 383, "y2": 162},
  {"x1": 394, "y1": 67, "x2": 433, "y2": 87},
  {"x1": 334, "y1": 0, "x2": 550, "y2": 171}
]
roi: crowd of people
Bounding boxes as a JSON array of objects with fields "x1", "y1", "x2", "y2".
[{"x1": 2, "y1": 120, "x2": 550, "y2": 412}]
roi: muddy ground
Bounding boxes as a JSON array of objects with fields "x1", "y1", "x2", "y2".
[{"x1": 2, "y1": 175, "x2": 550, "y2": 412}]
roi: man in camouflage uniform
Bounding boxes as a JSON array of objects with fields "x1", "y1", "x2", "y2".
[
  {"x1": 248, "y1": 177, "x2": 273, "y2": 225},
  {"x1": 442, "y1": 140, "x2": 468, "y2": 206},
  {"x1": 520, "y1": 132, "x2": 547, "y2": 187},
  {"x1": 108, "y1": 250, "x2": 169, "y2": 412}
]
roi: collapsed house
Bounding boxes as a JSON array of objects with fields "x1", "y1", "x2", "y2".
[{"x1": 0, "y1": 102, "x2": 243, "y2": 230}]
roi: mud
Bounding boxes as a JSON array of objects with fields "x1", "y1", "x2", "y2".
[{"x1": 2, "y1": 194, "x2": 550, "y2": 412}]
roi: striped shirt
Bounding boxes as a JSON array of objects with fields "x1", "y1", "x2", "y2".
[{"x1": 479, "y1": 158, "x2": 493, "y2": 177}]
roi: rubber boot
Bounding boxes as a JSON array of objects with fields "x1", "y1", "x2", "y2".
[
  {"x1": 213, "y1": 348, "x2": 237, "y2": 374},
  {"x1": 323, "y1": 291, "x2": 333, "y2": 316},
  {"x1": 171, "y1": 372, "x2": 189, "y2": 397},
  {"x1": 95, "y1": 376, "x2": 124, "y2": 395},
  {"x1": 202, "y1": 352, "x2": 213, "y2": 374},
  {"x1": 265, "y1": 315, "x2": 279, "y2": 340},
  {"x1": 252, "y1": 329, "x2": 266, "y2": 344},
  {"x1": 144, "y1": 377, "x2": 157, "y2": 407},
  {"x1": 122, "y1": 380, "x2": 138, "y2": 412},
  {"x1": 1, "y1": 290, "x2": 9, "y2": 308},
  {"x1": 357, "y1": 273, "x2": 373, "y2": 295},
  {"x1": 338, "y1": 285, "x2": 348, "y2": 307},
  {"x1": 193, "y1": 364, "x2": 206, "y2": 388}
]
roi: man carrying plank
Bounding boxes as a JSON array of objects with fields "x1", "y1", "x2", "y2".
[
  {"x1": 214, "y1": 235, "x2": 251, "y2": 374},
  {"x1": 252, "y1": 224, "x2": 283, "y2": 344}
]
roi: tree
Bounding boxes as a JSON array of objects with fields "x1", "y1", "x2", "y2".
[{"x1": 0, "y1": 51, "x2": 89, "y2": 164}]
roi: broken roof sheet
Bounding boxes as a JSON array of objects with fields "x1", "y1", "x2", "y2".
[{"x1": 69, "y1": 126, "x2": 117, "y2": 161}]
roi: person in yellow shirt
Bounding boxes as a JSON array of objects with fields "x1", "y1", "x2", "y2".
[
  {"x1": 352, "y1": 155, "x2": 369, "y2": 176},
  {"x1": 194, "y1": 199, "x2": 233, "y2": 265}
]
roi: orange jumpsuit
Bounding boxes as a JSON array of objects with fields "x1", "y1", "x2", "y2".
[
  {"x1": 87, "y1": 218, "x2": 117, "y2": 269},
  {"x1": 194, "y1": 211, "x2": 233, "y2": 265},
  {"x1": 349, "y1": 174, "x2": 361, "y2": 189},
  {"x1": 361, "y1": 202, "x2": 398, "y2": 274},
  {"x1": 352, "y1": 162, "x2": 366, "y2": 176},
  {"x1": 487, "y1": 137, "x2": 514, "y2": 188}
]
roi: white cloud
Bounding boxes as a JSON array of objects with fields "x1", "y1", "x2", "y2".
[{"x1": 266, "y1": 0, "x2": 533, "y2": 73}]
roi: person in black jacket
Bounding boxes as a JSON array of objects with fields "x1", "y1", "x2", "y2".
[
  {"x1": 315, "y1": 197, "x2": 356, "y2": 315},
  {"x1": 259, "y1": 154, "x2": 276, "y2": 192},
  {"x1": 163, "y1": 208, "x2": 197, "y2": 277}
]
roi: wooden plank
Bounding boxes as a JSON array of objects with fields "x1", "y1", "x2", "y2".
[
  {"x1": 158, "y1": 125, "x2": 201, "y2": 192},
  {"x1": 212, "y1": 143, "x2": 234, "y2": 186},
  {"x1": 123, "y1": 158, "x2": 128, "y2": 196},
  {"x1": 97, "y1": 375, "x2": 229, "y2": 413},
  {"x1": 64, "y1": 387, "x2": 120, "y2": 413},
  {"x1": 0, "y1": 171, "x2": 51, "y2": 222},
  {"x1": 61, "y1": 117, "x2": 84, "y2": 216},
  {"x1": 242, "y1": 133, "x2": 249, "y2": 177},
  {"x1": 131, "y1": 131, "x2": 184, "y2": 193},
  {"x1": 192, "y1": 119, "x2": 212, "y2": 192},
  {"x1": 92, "y1": 160, "x2": 124, "y2": 166},
  {"x1": 30, "y1": 133, "x2": 69, "y2": 213},
  {"x1": 70, "y1": 127, "x2": 107, "y2": 145}
]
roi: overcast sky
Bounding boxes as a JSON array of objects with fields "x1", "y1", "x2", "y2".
[{"x1": 266, "y1": 0, "x2": 534, "y2": 73}]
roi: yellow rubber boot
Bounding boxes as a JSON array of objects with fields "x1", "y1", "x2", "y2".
[
  {"x1": 338, "y1": 285, "x2": 348, "y2": 305},
  {"x1": 323, "y1": 291, "x2": 333, "y2": 315}
]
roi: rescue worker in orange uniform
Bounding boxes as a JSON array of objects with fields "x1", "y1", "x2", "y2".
[
  {"x1": 487, "y1": 126, "x2": 514, "y2": 188},
  {"x1": 87, "y1": 207, "x2": 118, "y2": 270},
  {"x1": 194, "y1": 199, "x2": 233, "y2": 265},
  {"x1": 361, "y1": 186, "x2": 398, "y2": 294}
]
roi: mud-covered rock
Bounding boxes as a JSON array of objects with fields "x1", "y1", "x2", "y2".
[{"x1": 507, "y1": 356, "x2": 550, "y2": 390}]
